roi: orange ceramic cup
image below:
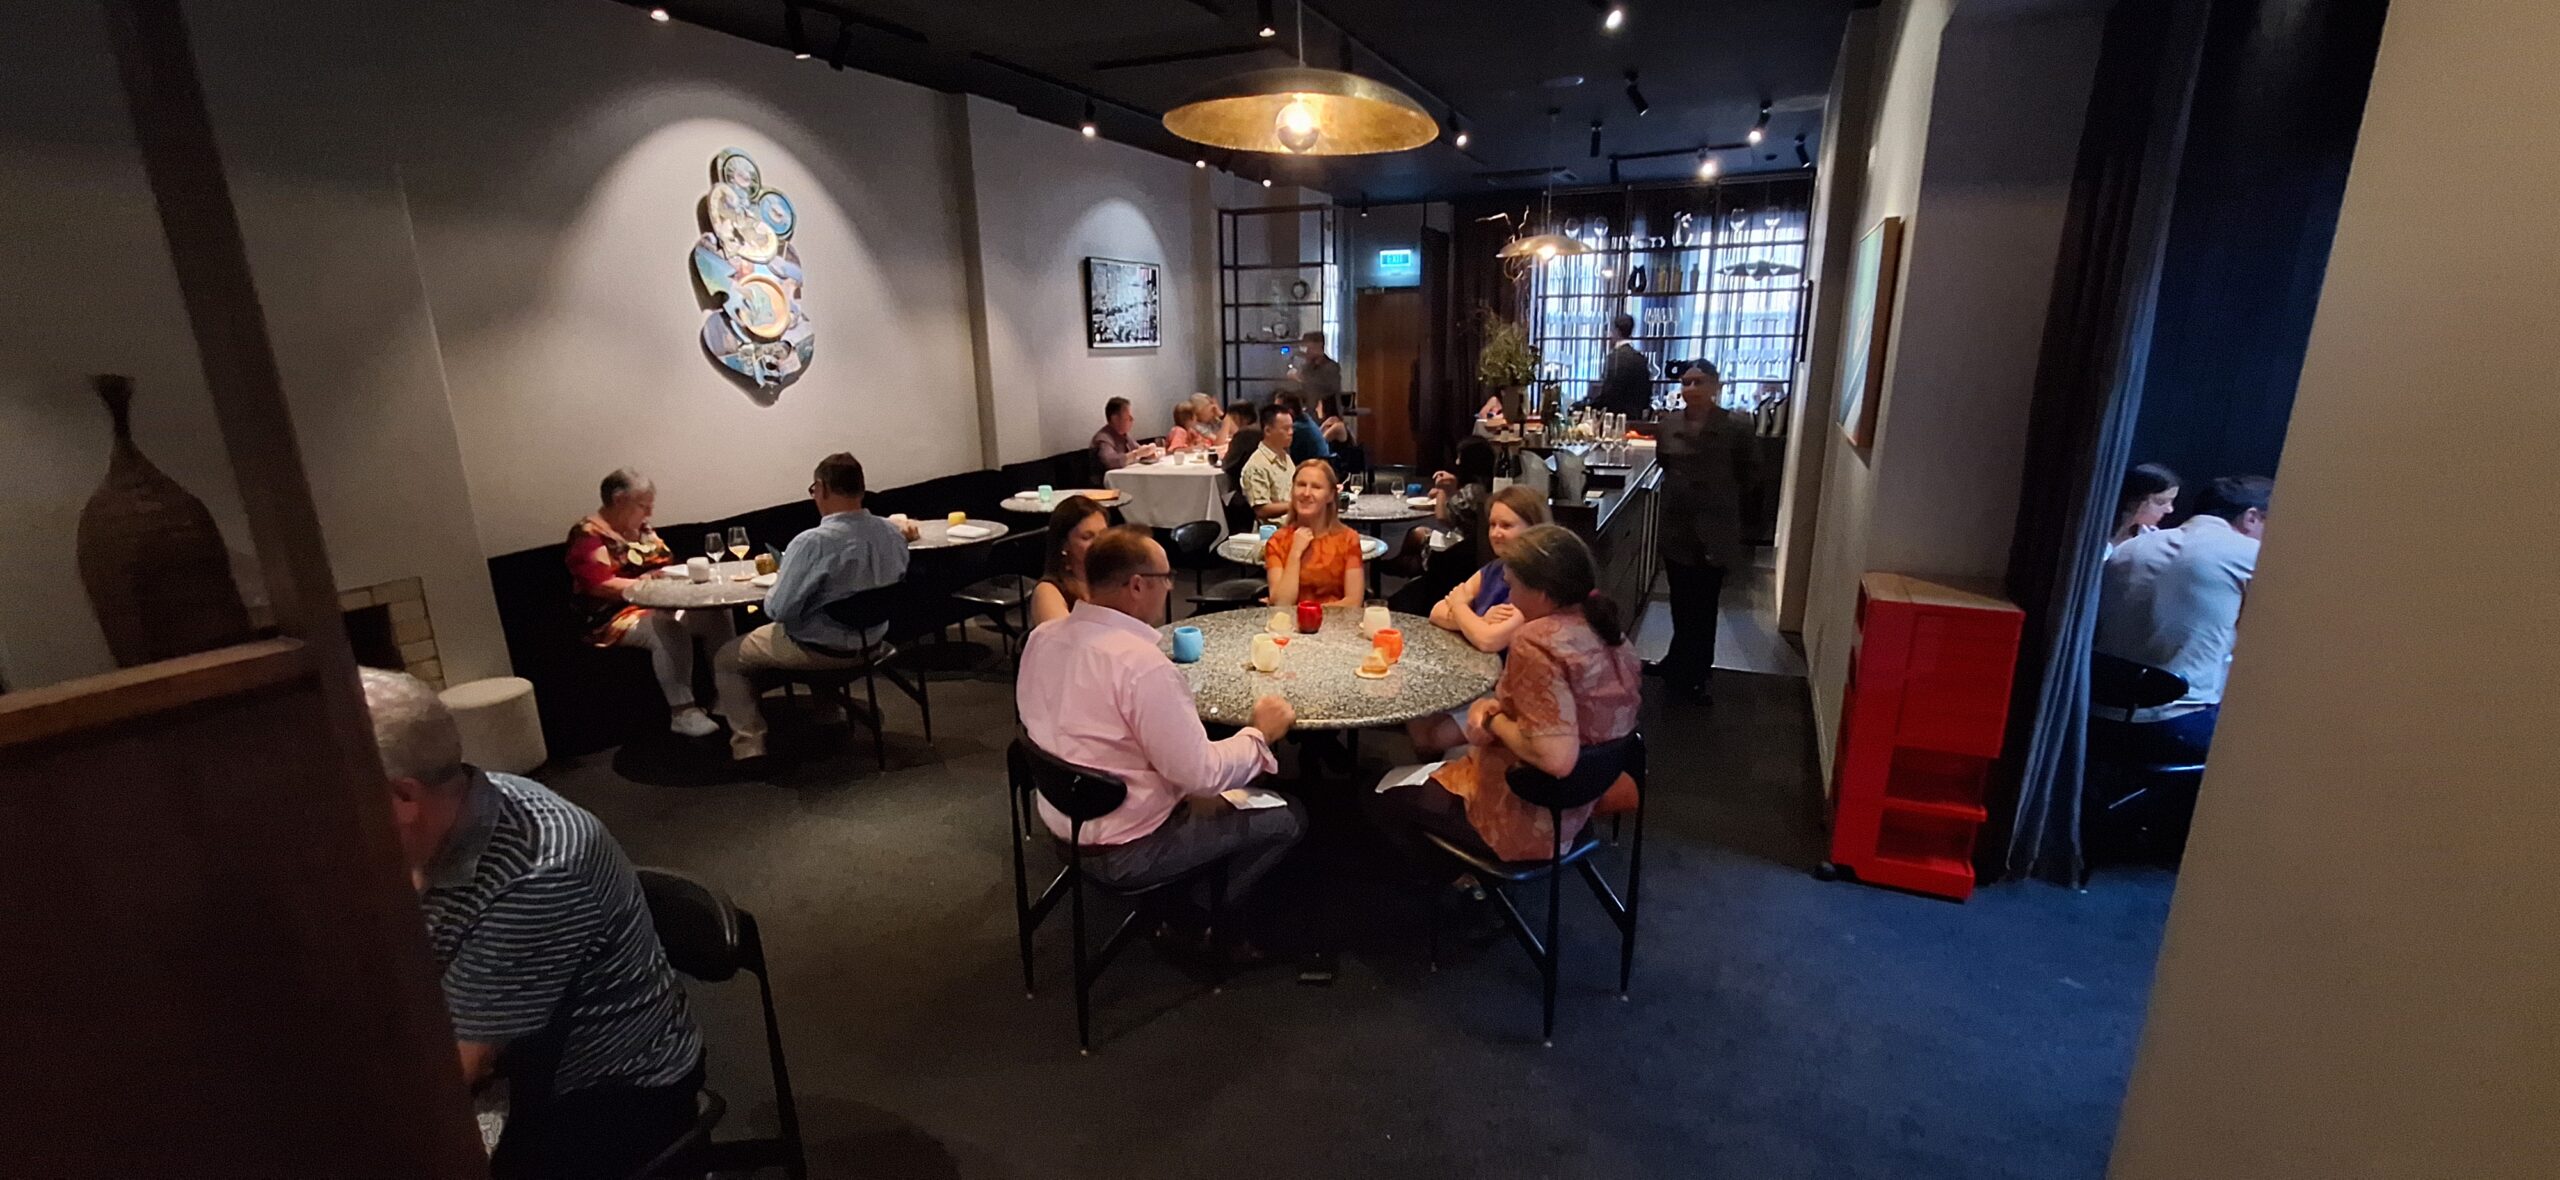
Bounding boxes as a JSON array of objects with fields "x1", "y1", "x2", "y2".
[{"x1": 1374, "y1": 628, "x2": 1403, "y2": 663}]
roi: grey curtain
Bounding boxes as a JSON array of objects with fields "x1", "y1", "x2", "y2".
[{"x1": 1992, "y1": 0, "x2": 2213, "y2": 885}]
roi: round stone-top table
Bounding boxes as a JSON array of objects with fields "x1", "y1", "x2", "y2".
[
  {"x1": 1215, "y1": 532, "x2": 1388, "y2": 566},
  {"x1": 1341, "y1": 492, "x2": 1430, "y2": 525},
  {"x1": 907, "y1": 518, "x2": 1011, "y2": 550},
  {"x1": 1161, "y1": 607, "x2": 1500, "y2": 730},
  {"x1": 999, "y1": 488, "x2": 1122, "y2": 515},
  {"x1": 623, "y1": 560, "x2": 770, "y2": 609}
]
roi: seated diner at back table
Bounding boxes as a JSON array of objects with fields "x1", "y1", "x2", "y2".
[{"x1": 1263, "y1": 457, "x2": 1363, "y2": 608}]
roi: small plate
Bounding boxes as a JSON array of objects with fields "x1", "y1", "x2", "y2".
[{"x1": 751, "y1": 572, "x2": 779, "y2": 588}]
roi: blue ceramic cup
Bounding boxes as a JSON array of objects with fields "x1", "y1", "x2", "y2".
[
  {"x1": 1170, "y1": 626, "x2": 1205, "y2": 664},
  {"x1": 1257, "y1": 523, "x2": 1278, "y2": 541}
]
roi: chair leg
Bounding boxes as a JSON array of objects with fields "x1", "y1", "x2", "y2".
[
  {"x1": 1619, "y1": 802, "x2": 1645, "y2": 997},
  {"x1": 1543, "y1": 813, "x2": 1563, "y2": 1046},
  {"x1": 1206, "y1": 861, "x2": 1230, "y2": 992},
  {"x1": 864, "y1": 666, "x2": 886, "y2": 771},
  {"x1": 751, "y1": 965, "x2": 809, "y2": 1180},
  {"x1": 1069, "y1": 844, "x2": 1093, "y2": 1053},
  {"x1": 917, "y1": 669, "x2": 934, "y2": 744},
  {"x1": 1010, "y1": 788, "x2": 1037, "y2": 997}
]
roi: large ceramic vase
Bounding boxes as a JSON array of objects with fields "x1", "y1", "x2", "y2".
[{"x1": 76, "y1": 374, "x2": 255, "y2": 667}]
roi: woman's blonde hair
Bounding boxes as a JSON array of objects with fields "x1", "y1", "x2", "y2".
[{"x1": 1288, "y1": 457, "x2": 1342, "y2": 533}]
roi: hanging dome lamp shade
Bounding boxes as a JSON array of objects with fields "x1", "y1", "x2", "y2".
[
  {"x1": 1496, "y1": 232, "x2": 1593, "y2": 261},
  {"x1": 1163, "y1": 67, "x2": 1439, "y2": 156}
]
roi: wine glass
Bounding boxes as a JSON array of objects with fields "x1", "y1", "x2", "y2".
[
  {"x1": 727, "y1": 526, "x2": 751, "y2": 561},
  {"x1": 703, "y1": 532, "x2": 724, "y2": 564}
]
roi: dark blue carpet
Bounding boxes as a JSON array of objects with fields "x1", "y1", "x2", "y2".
[{"x1": 548, "y1": 658, "x2": 2173, "y2": 1179}]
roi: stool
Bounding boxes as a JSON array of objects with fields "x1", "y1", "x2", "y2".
[{"x1": 440, "y1": 676, "x2": 548, "y2": 774}]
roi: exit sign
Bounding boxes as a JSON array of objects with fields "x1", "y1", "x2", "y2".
[{"x1": 1375, "y1": 248, "x2": 1418, "y2": 279}]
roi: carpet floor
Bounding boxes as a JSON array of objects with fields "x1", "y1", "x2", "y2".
[{"x1": 543, "y1": 648, "x2": 2174, "y2": 1180}]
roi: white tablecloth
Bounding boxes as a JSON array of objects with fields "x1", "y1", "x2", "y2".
[{"x1": 1105, "y1": 461, "x2": 1231, "y2": 534}]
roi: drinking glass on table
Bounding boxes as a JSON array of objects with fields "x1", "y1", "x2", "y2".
[
  {"x1": 727, "y1": 526, "x2": 751, "y2": 561},
  {"x1": 703, "y1": 532, "x2": 724, "y2": 564}
]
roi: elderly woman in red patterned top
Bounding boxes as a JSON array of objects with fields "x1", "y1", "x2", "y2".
[{"x1": 566, "y1": 468, "x2": 731, "y2": 738}]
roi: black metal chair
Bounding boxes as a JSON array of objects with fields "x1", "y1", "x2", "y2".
[
  {"x1": 1166, "y1": 520, "x2": 1225, "y2": 597},
  {"x1": 1006, "y1": 739, "x2": 1228, "y2": 1053},
  {"x1": 749, "y1": 582, "x2": 929, "y2": 770},
  {"x1": 1186, "y1": 576, "x2": 1269, "y2": 616},
  {"x1": 1414, "y1": 732, "x2": 1647, "y2": 1046},
  {"x1": 951, "y1": 532, "x2": 1043, "y2": 667},
  {"x1": 634, "y1": 868, "x2": 806, "y2": 1180},
  {"x1": 2084, "y1": 652, "x2": 2207, "y2": 874},
  {"x1": 621, "y1": 1090, "x2": 726, "y2": 1180}
]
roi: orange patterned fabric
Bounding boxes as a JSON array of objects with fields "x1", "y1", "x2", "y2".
[
  {"x1": 565, "y1": 515, "x2": 673, "y2": 646},
  {"x1": 1430, "y1": 612, "x2": 1643, "y2": 862},
  {"x1": 1264, "y1": 523, "x2": 1363, "y2": 605}
]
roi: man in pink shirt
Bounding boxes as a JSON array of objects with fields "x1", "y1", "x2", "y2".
[{"x1": 1016, "y1": 527, "x2": 1303, "y2": 920}]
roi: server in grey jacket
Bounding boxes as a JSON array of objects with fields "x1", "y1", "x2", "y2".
[{"x1": 1649, "y1": 361, "x2": 1758, "y2": 703}]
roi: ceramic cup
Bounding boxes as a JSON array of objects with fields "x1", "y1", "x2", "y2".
[
  {"x1": 1037, "y1": 484, "x2": 1054, "y2": 503},
  {"x1": 1375, "y1": 627, "x2": 1404, "y2": 663},
  {"x1": 1258, "y1": 523, "x2": 1278, "y2": 541},
  {"x1": 1361, "y1": 604, "x2": 1391, "y2": 637},
  {"x1": 947, "y1": 511, "x2": 966, "y2": 526},
  {"x1": 1266, "y1": 610, "x2": 1293, "y2": 635},
  {"x1": 1171, "y1": 625, "x2": 1204, "y2": 664},
  {"x1": 685, "y1": 556, "x2": 713, "y2": 583},
  {"x1": 1250, "y1": 633, "x2": 1282, "y2": 673}
]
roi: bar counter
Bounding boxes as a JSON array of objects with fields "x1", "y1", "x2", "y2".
[{"x1": 1544, "y1": 445, "x2": 1662, "y2": 630}]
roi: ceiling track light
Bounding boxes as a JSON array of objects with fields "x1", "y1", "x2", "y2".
[
  {"x1": 1256, "y1": 0, "x2": 1276, "y2": 38},
  {"x1": 1452, "y1": 112, "x2": 1469, "y2": 149},
  {"x1": 1195, "y1": 158, "x2": 1208, "y2": 168},
  {"x1": 1795, "y1": 131, "x2": 1812, "y2": 168},
  {"x1": 1080, "y1": 97, "x2": 1098, "y2": 138},
  {"x1": 783, "y1": 0, "x2": 805, "y2": 56},
  {"x1": 1748, "y1": 99, "x2": 1770, "y2": 144},
  {"x1": 828, "y1": 20, "x2": 852, "y2": 69},
  {"x1": 1589, "y1": 119, "x2": 1603, "y2": 159},
  {"x1": 1601, "y1": 4, "x2": 1626, "y2": 32},
  {"x1": 1624, "y1": 69, "x2": 1648, "y2": 118},
  {"x1": 1696, "y1": 149, "x2": 1718, "y2": 180},
  {"x1": 649, "y1": 6, "x2": 670, "y2": 22}
]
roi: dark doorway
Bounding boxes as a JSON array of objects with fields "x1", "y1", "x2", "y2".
[{"x1": 1355, "y1": 288, "x2": 1423, "y2": 468}]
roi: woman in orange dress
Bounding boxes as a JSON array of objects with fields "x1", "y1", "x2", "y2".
[
  {"x1": 1264, "y1": 458, "x2": 1365, "y2": 607},
  {"x1": 565, "y1": 468, "x2": 731, "y2": 738},
  {"x1": 1367, "y1": 525, "x2": 1641, "y2": 863}
]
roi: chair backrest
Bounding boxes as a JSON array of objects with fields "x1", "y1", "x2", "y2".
[
  {"x1": 636, "y1": 867, "x2": 744, "y2": 983},
  {"x1": 988, "y1": 529, "x2": 1044, "y2": 578},
  {"x1": 2089, "y1": 652, "x2": 2189, "y2": 712},
  {"x1": 1009, "y1": 738, "x2": 1130, "y2": 824},
  {"x1": 820, "y1": 579, "x2": 910, "y2": 636},
  {"x1": 1169, "y1": 519, "x2": 1222, "y2": 557},
  {"x1": 1505, "y1": 731, "x2": 1645, "y2": 811}
]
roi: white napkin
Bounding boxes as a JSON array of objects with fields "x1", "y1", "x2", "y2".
[
  {"x1": 947, "y1": 523, "x2": 992, "y2": 539},
  {"x1": 1374, "y1": 761, "x2": 1446, "y2": 794},
  {"x1": 1220, "y1": 787, "x2": 1293, "y2": 810}
]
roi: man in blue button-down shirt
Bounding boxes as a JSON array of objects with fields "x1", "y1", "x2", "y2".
[{"x1": 712, "y1": 452, "x2": 914, "y2": 760}]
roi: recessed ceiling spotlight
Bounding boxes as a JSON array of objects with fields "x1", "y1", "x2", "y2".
[
  {"x1": 1603, "y1": 5, "x2": 1626, "y2": 32},
  {"x1": 649, "y1": 6, "x2": 670, "y2": 21},
  {"x1": 1261, "y1": 177, "x2": 1275, "y2": 188},
  {"x1": 794, "y1": 52, "x2": 811, "y2": 60}
]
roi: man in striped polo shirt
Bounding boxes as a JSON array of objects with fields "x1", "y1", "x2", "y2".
[{"x1": 361, "y1": 669, "x2": 703, "y2": 1179}]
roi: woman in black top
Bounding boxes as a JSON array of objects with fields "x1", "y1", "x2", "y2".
[{"x1": 1027, "y1": 495, "x2": 1110, "y2": 627}]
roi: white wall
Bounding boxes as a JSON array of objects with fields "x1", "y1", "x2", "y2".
[
  {"x1": 1800, "y1": 0, "x2": 2103, "y2": 777},
  {"x1": 963, "y1": 95, "x2": 1212, "y2": 465},
  {"x1": 2108, "y1": 3, "x2": 2560, "y2": 1176},
  {"x1": 0, "y1": 0, "x2": 1249, "y2": 688},
  {"x1": 390, "y1": 0, "x2": 984, "y2": 556}
]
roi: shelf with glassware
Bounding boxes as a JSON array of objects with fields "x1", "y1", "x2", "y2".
[{"x1": 1218, "y1": 204, "x2": 1339, "y2": 411}]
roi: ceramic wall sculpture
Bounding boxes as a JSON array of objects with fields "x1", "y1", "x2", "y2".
[{"x1": 692, "y1": 149, "x2": 815, "y2": 390}]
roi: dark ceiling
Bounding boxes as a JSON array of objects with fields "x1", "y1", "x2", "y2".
[{"x1": 654, "y1": 0, "x2": 1856, "y2": 204}]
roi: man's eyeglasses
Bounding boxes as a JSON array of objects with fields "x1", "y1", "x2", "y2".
[{"x1": 1133, "y1": 569, "x2": 1176, "y2": 582}]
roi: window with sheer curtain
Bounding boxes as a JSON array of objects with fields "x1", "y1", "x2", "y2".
[{"x1": 1523, "y1": 178, "x2": 1814, "y2": 414}]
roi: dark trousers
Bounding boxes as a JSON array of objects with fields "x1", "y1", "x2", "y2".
[
  {"x1": 491, "y1": 1064, "x2": 704, "y2": 1180},
  {"x1": 2153, "y1": 704, "x2": 2220, "y2": 763},
  {"x1": 1661, "y1": 559, "x2": 1728, "y2": 691},
  {"x1": 1083, "y1": 794, "x2": 1308, "y2": 902}
]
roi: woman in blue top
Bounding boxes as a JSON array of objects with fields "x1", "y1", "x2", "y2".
[{"x1": 1408, "y1": 485, "x2": 1549, "y2": 755}]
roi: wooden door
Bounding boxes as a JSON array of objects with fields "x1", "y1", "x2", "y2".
[
  {"x1": 1356, "y1": 288, "x2": 1423, "y2": 467},
  {"x1": 0, "y1": 2, "x2": 487, "y2": 1174}
]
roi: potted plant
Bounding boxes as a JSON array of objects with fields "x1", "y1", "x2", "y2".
[{"x1": 1475, "y1": 307, "x2": 1537, "y2": 422}]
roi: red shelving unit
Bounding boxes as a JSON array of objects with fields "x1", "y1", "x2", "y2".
[{"x1": 1821, "y1": 573, "x2": 2025, "y2": 901}]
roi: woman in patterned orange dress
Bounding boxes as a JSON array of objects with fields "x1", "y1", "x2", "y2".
[
  {"x1": 1264, "y1": 458, "x2": 1365, "y2": 607},
  {"x1": 565, "y1": 468, "x2": 731, "y2": 738},
  {"x1": 1367, "y1": 525, "x2": 1641, "y2": 863}
]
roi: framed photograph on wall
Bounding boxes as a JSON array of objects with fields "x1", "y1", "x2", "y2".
[
  {"x1": 1084, "y1": 256, "x2": 1162, "y2": 349},
  {"x1": 1833, "y1": 216, "x2": 1904, "y2": 449}
]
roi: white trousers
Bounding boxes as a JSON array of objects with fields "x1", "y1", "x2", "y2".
[{"x1": 615, "y1": 608, "x2": 735, "y2": 708}]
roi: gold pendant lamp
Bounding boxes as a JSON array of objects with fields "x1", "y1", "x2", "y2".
[{"x1": 1163, "y1": 3, "x2": 1437, "y2": 157}]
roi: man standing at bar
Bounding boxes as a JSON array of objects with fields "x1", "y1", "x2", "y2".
[
  {"x1": 1649, "y1": 361, "x2": 1757, "y2": 704},
  {"x1": 1590, "y1": 312, "x2": 1655, "y2": 418},
  {"x1": 1284, "y1": 329, "x2": 1341, "y2": 412}
]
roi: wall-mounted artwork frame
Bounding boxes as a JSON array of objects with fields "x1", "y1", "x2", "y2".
[
  {"x1": 1084, "y1": 256, "x2": 1161, "y2": 349},
  {"x1": 1833, "y1": 215, "x2": 1904, "y2": 449}
]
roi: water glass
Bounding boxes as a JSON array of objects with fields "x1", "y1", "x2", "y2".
[
  {"x1": 1037, "y1": 484, "x2": 1054, "y2": 503},
  {"x1": 703, "y1": 532, "x2": 723, "y2": 562}
]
